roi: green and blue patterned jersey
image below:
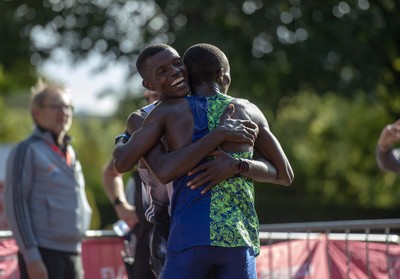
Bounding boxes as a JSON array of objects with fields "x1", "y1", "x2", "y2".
[{"x1": 168, "y1": 92, "x2": 260, "y2": 256}]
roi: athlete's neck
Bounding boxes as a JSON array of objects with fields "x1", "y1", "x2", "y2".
[{"x1": 191, "y1": 82, "x2": 221, "y2": 97}]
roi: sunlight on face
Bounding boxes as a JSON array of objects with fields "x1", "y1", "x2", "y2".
[{"x1": 35, "y1": 89, "x2": 73, "y2": 136}]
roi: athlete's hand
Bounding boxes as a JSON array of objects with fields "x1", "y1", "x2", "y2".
[
  {"x1": 219, "y1": 104, "x2": 258, "y2": 146},
  {"x1": 187, "y1": 150, "x2": 238, "y2": 194},
  {"x1": 378, "y1": 119, "x2": 400, "y2": 153},
  {"x1": 115, "y1": 202, "x2": 139, "y2": 229}
]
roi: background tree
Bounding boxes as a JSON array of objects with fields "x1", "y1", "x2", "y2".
[
  {"x1": 3, "y1": 0, "x2": 399, "y2": 112},
  {"x1": 1, "y1": 0, "x2": 400, "y2": 227}
]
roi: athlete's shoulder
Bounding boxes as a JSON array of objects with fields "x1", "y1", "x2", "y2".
[
  {"x1": 230, "y1": 97, "x2": 267, "y2": 124},
  {"x1": 157, "y1": 97, "x2": 190, "y2": 113},
  {"x1": 160, "y1": 97, "x2": 188, "y2": 106},
  {"x1": 230, "y1": 96, "x2": 252, "y2": 106},
  {"x1": 142, "y1": 98, "x2": 189, "y2": 125},
  {"x1": 128, "y1": 109, "x2": 144, "y2": 120},
  {"x1": 126, "y1": 109, "x2": 146, "y2": 134}
]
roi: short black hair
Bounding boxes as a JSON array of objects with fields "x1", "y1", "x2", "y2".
[
  {"x1": 136, "y1": 44, "x2": 172, "y2": 78},
  {"x1": 183, "y1": 43, "x2": 229, "y2": 87}
]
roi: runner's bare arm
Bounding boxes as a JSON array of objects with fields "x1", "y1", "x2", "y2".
[
  {"x1": 143, "y1": 116, "x2": 258, "y2": 184},
  {"x1": 187, "y1": 100, "x2": 293, "y2": 190},
  {"x1": 113, "y1": 106, "x2": 166, "y2": 173},
  {"x1": 250, "y1": 102, "x2": 294, "y2": 185}
]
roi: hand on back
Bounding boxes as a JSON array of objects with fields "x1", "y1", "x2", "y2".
[
  {"x1": 186, "y1": 150, "x2": 239, "y2": 194},
  {"x1": 219, "y1": 104, "x2": 258, "y2": 147}
]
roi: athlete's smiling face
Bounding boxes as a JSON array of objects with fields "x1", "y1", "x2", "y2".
[{"x1": 142, "y1": 48, "x2": 190, "y2": 100}]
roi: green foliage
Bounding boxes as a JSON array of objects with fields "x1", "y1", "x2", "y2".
[
  {"x1": 255, "y1": 91, "x2": 400, "y2": 223},
  {"x1": 0, "y1": 97, "x2": 31, "y2": 142},
  {"x1": 277, "y1": 91, "x2": 399, "y2": 206},
  {"x1": 114, "y1": 93, "x2": 151, "y2": 122},
  {"x1": 3, "y1": 0, "x2": 400, "y2": 112},
  {"x1": 0, "y1": 65, "x2": 34, "y2": 96}
]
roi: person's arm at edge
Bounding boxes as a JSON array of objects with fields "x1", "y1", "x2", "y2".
[
  {"x1": 376, "y1": 147, "x2": 400, "y2": 172},
  {"x1": 102, "y1": 159, "x2": 128, "y2": 203},
  {"x1": 101, "y1": 159, "x2": 138, "y2": 228},
  {"x1": 376, "y1": 121, "x2": 400, "y2": 172}
]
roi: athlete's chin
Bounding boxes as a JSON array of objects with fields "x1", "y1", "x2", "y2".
[{"x1": 170, "y1": 87, "x2": 190, "y2": 98}]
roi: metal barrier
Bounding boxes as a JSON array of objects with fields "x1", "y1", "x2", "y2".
[
  {"x1": 258, "y1": 219, "x2": 400, "y2": 279},
  {"x1": 2, "y1": 218, "x2": 399, "y2": 239},
  {"x1": 259, "y1": 218, "x2": 400, "y2": 244},
  {"x1": 0, "y1": 230, "x2": 117, "y2": 239},
  {"x1": 2, "y1": 219, "x2": 400, "y2": 278}
]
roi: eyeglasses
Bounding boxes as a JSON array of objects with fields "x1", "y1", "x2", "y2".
[{"x1": 42, "y1": 104, "x2": 74, "y2": 112}]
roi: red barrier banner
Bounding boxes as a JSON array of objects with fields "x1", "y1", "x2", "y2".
[
  {"x1": 2, "y1": 235, "x2": 400, "y2": 279},
  {"x1": 256, "y1": 236, "x2": 400, "y2": 279},
  {"x1": 82, "y1": 237, "x2": 128, "y2": 279},
  {"x1": 0, "y1": 239, "x2": 18, "y2": 279},
  {"x1": 0, "y1": 238, "x2": 128, "y2": 279}
]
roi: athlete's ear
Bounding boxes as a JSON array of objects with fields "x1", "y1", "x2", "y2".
[
  {"x1": 142, "y1": 80, "x2": 156, "y2": 91},
  {"x1": 216, "y1": 68, "x2": 224, "y2": 84},
  {"x1": 216, "y1": 67, "x2": 231, "y2": 92}
]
